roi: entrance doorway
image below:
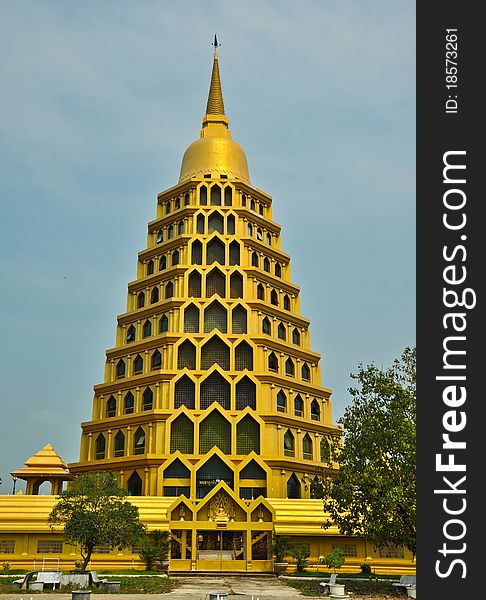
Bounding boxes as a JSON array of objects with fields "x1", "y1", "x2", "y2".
[{"x1": 196, "y1": 530, "x2": 245, "y2": 570}]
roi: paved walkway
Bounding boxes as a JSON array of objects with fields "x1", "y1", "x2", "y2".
[{"x1": 2, "y1": 576, "x2": 308, "y2": 599}]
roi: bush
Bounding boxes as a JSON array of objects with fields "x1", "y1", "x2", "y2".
[
  {"x1": 139, "y1": 530, "x2": 170, "y2": 570},
  {"x1": 291, "y1": 546, "x2": 310, "y2": 573},
  {"x1": 271, "y1": 535, "x2": 293, "y2": 563},
  {"x1": 320, "y1": 547, "x2": 345, "y2": 572},
  {"x1": 1, "y1": 562, "x2": 10, "y2": 574},
  {"x1": 360, "y1": 562, "x2": 372, "y2": 575}
]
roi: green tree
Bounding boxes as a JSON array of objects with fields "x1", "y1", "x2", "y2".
[
  {"x1": 48, "y1": 471, "x2": 146, "y2": 571},
  {"x1": 318, "y1": 347, "x2": 416, "y2": 556},
  {"x1": 321, "y1": 547, "x2": 345, "y2": 573}
]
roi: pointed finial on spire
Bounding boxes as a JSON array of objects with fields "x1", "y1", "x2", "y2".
[{"x1": 206, "y1": 34, "x2": 225, "y2": 115}]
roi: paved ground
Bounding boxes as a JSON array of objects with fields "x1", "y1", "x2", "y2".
[
  {"x1": 1, "y1": 576, "x2": 397, "y2": 599},
  {"x1": 1, "y1": 576, "x2": 304, "y2": 599}
]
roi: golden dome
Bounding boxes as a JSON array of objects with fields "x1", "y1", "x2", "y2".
[{"x1": 179, "y1": 41, "x2": 250, "y2": 184}]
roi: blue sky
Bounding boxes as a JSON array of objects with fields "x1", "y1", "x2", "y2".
[{"x1": 0, "y1": 0, "x2": 415, "y2": 492}]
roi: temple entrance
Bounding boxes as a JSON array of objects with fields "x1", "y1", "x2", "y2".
[{"x1": 196, "y1": 530, "x2": 245, "y2": 570}]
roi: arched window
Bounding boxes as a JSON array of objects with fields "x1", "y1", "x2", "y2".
[
  {"x1": 301, "y1": 363, "x2": 311, "y2": 381},
  {"x1": 150, "y1": 286, "x2": 159, "y2": 304},
  {"x1": 199, "y1": 185, "x2": 208, "y2": 205},
  {"x1": 151, "y1": 349, "x2": 162, "y2": 370},
  {"x1": 191, "y1": 240, "x2": 203, "y2": 264},
  {"x1": 170, "y1": 414, "x2": 194, "y2": 453},
  {"x1": 277, "y1": 322, "x2": 286, "y2": 340},
  {"x1": 137, "y1": 291, "x2": 145, "y2": 308},
  {"x1": 204, "y1": 301, "x2": 227, "y2": 333},
  {"x1": 250, "y1": 198, "x2": 256, "y2": 211},
  {"x1": 134, "y1": 427, "x2": 146, "y2": 455},
  {"x1": 106, "y1": 395, "x2": 116, "y2": 418},
  {"x1": 196, "y1": 213, "x2": 205, "y2": 234},
  {"x1": 268, "y1": 352, "x2": 278, "y2": 372},
  {"x1": 311, "y1": 399, "x2": 321, "y2": 421},
  {"x1": 126, "y1": 324, "x2": 136, "y2": 343},
  {"x1": 174, "y1": 197, "x2": 180, "y2": 210},
  {"x1": 167, "y1": 224, "x2": 174, "y2": 239},
  {"x1": 142, "y1": 319, "x2": 152, "y2": 338},
  {"x1": 227, "y1": 214, "x2": 235, "y2": 235},
  {"x1": 156, "y1": 230, "x2": 163, "y2": 244},
  {"x1": 206, "y1": 268, "x2": 225, "y2": 297},
  {"x1": 174, "y1": 375, "x2": 195, "y2": 409},
  {"x1": 133, "y1": 354, "x2": 143, "y2": 375},
  {"x1": 251, "y1": 252, "x2": 259, "y2": 267},
  {"x1": 242, "y1": 194, "x2": 247, "y2": 207},
  {"x1": 207, "y1": 238, "x2": 225, "y2": 264},
  {"x1": 262, "y1": 316, "x2": 271, "y2": 335},
  {"x1": 237, "y1": 415, "x2": 260, "y2": 454},
  {"x1": 230, "y1": 272, "x2": 243, "y2": 298},
  {"x1": 283, "y1": 294, "x2": 291, "y2": 310},
  {"x1": 257, "y1": 284, "x2": 265, "y2": 300},
  {"x1": 320, "y1": 437, "x2": 331, "y2": 462},
  {"x1": 147, "y1": 259, "x2": 154, "y2": 275},
  {"x1": 294, "y1": 394, "x2": 304, "y2": 417},
  {"x1": 114, "y1": 431, "x2": 125, "y2": 457},
  {"x1": 178, "y1": 221, "x2": 184, "y2": 235},
  {"x1": 124, "y1": 392, "x2": 134, "y2": 414},
  {"x1": 263, "y1": 257, "x2": 270, "y2": 272},
  {"x1": 271, "y1": 289, "x2": 278, "y2": 306},
  {"x1": 200, "y1": 371, "x2": 231, "y2": 410},
  {"x1": 172, "y1": 250, "x2": 180, "y2": 266},
  {"x1": 256, "y1": 228, "x2": 263, "y2": 242},
  {"x1": 166, "y1": 201, "x2": 171, "y2": 214},
  {"x1": 165, "y1": 281, "x2": 174, "y2": 299},
  {"x1": 303, "y1": 434, "x2": 313, "y2": 460},
  {"x1": 159, "y1": 314, "x2": 169, "y2": 332},
  {"x1": 258, "y1": 204, "x2": 264, "y2": 216},
  {"x1": 235, "y1": 341, "x2": 253, "y2": 371},
  {"x1": 247, "y1": 223, "x2": 253, "y2": 236},
  {"x1": 208, "y1": 212, "x2": 224, "y2": 234},
  {"x1": 142, "y1": 388, "x2": 153, "y2": 410},
  {"x1": 285, "y1": 358, "x2": 295, "y2": 377},
  {"x1": 196, "y1": 456, "x2": 234, "y2": 498},
  {"x1": 199, "y1": 411, "x2": 231, "y2": 454},
  {"x1": 236, "y1": 376, "x2": 256, "y2": 410},
  {"x1": 266, "y1": 232, "x2": 271, "y2": 245},
  {"x1": 275, "y1": 263, "x2": 282, "y2": 277},
  {"x1": 184, "y1": 304, "x2": 200, "y2": 333},
  {"x1": 201, "y1": 336, "x2": 230, "y2": 370},
  {"x1": 127, "y1": 472, "x2": 142, "y2": 496},
  {"x1": 277, "y1": 390, "x2": 286, "y2": 412},
  {"x1": 287, "y1": 473, "x2": 300, "y2": 498},
  {"x1": 188, "y1": 271, "x2": 202, "y2": 297},
  {"x1": 292, "y1": 328, "x2": 301, "y2": 345},
  {"x1": 241, "y1": 460, "x2": 266, "y2": 480},
  {"x1": 159, "y1": 255, "x2": 167, "y2": 270},
  {"x1": 224, "y1": 186, "x2": 232, "y2": 206},
  {"x1": 116, "y1": 359, "x2": 126, "y2": 379},
  {"x1": 284, "y1": 430, "x2": 294, "y2": 457},
  {"x1": 232, "y1": 305, "x2": 247, "y2": 334},
  {"x1": 210, "y1": 184, "x2": 221, "y2": 205},
  {"x1": 178, "y1": 340, "x2": 196, "y2": 370},
  {"x1": 229, "y1": 241, "x2": 240, "y2": 265},
  {"x1": 185, "y1": 192, "x2": 190, "y2": 206},
  {"x1": 95, "y1": 434, "x2": 106, "y2": 460}
]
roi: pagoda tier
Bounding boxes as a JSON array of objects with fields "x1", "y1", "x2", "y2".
[{"x1": 69, "y1": 44, "x2": 341, "y2": 502}]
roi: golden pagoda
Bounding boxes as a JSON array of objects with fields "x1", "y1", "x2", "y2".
[{"x1": 0, "y1": 40, "x2": 415, "y2": 574}]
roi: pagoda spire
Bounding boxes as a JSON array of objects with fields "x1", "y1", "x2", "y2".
[{"x1": 205, "y1": 34, "x2": 225, "y2": 115}]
